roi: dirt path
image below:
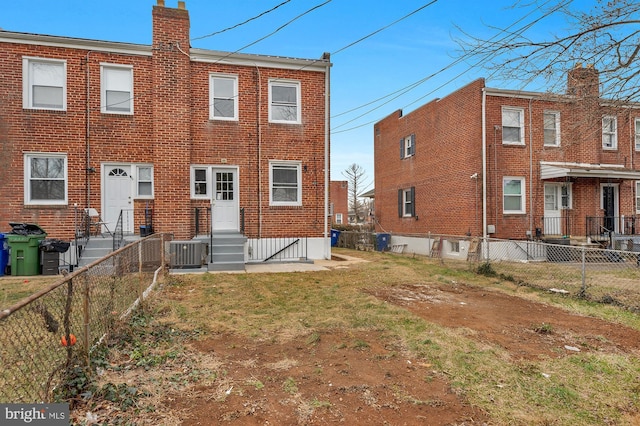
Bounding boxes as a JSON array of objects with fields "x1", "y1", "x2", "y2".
[{"x1": 165, "y1": 284, "x2": 640, "y2": 425}]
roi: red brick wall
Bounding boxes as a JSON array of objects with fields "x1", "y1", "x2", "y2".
[
  {"x1": 329, "y1": 180, "x2": 348, "y2": 224},
  {"x1": 0, "y1": 3, "x2": 327, "y2": 241},
  {"x1": 374, "y1": 69, "x2": 640, "y2": 241},
  {"x1": 374, "y1": 79, "x2": 485, "y2": 236}
]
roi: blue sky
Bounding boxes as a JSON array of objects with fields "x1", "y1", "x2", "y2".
[{"x1": 2, "y1": 0, "x2": 594, "y2": 193}]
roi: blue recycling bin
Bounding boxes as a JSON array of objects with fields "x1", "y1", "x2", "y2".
[
  {"x1": 0, "y1": 233, "x2": 8, "y2": 276},
  {"x1": 375, "y1": 233, "x2": 391, "y2": 251},
  {"x1": 330, "y1": 229, "x2": 341, "y2": 247}
]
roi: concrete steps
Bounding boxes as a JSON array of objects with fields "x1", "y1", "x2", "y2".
[
  {"x1": 78, "y1": 237, "x2": 113, "y2": 267},
  {"x1": 205, "y1": 232, "x2": 246, "y2": 272}
]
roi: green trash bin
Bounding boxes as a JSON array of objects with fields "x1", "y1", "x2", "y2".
[{"x1": 7, "y1": 223, "x2": 47, "y2": 276}]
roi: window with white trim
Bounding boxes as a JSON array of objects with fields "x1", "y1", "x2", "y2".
[
  {"x1": 503, "y1": 177, "x2": 525, "y2": 214},
  {"x1": 24, "y1": 153, "x2": 67, "y2": 205},
  {"x1": 400, "y1": 134, "x2": 415, "y2": 158},
  {"x1": 397, "y1": 187, "x2": 415, "y2": 217},
  {"x1": 502, "y1": 107, "x2": 524, "y2": 145},
  {"x1": 269, "y1": 80, "x2": 301, "y2": 124},
  {"x1": 191, "y1": 166, "x2": 210, "y2": 198},
  {"x1": 101, "y1": 64, "x2": 133, "y2": 114},
  {"x1": 209, "y1": 74, "x2": 238, "y2": 120},
  {"x1": 636, "y1": 181, "x2": 640, "y2": 213},
  {"x1": 335, "y1": 213, "x2": 343, "y2": 224},
  {"x1": 635, "y1": 118, "x2": 640, "y2": 151},
  {"x1": 270, "y1": 162, "x2": 302, "y2": 206},
  {"x1": 602, "y1": 116, "x2": 617, "y2": 149},
  {"x1": 449, "y1": 240, "x2": 460, "y2": 253},
  {"x1": 136, "y1": 166, "x2": 153, "y2": 198},
  {"x1": 23, "y1": 57, "x2": 66, "y2": 110},
  {"x1": 543, "y1": 111, "x2": 560, "y2": 146}
]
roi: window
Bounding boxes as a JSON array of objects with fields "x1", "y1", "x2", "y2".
[
  {"x1": 397, "y1": 187, "x2": 415, "y2": 217},
  {"x1": 503, "y1": 177, "x2": 525, "y2": 214},
  {"x1": 335, "y1": 213, "x2": 343, "y2": 224},
  {"x1": 270, "y1": 162, "x2": 301, "y2": 206},
  {"x1": 269, "y1": 80, "x2": 301, "y2": 123},
  {"x1": 502, "y1": 107, "x2": 524, "y2": 145},
  {"x1": 543, "y1": 111, "x2": 560, "y2": 146},
  {"x1": 101, "y1": 64, "x2": 133, "y2": 114},
  {"x1": 191, "y1": 166, "x2": 210, "y2": 198},
  {"x1": 449, "y1": 240, "x2": 460, "y2": 253},
  {"x1": 24, "y1": 153, "x2": 67, "y2": 205},
  {"x1": 636, "y1": 181, "x2": 640, "y2": 213},
  {"x1": 136, "y1": 166, "x2": 153, "y2": 198},
  {"x1": 209, "y1": 74, "x2": 238, "y2": 120},
  {"x1": 23, "y1": 57, "x2": 66, "y2": 110},
  {"x1": 602, "y1": 116, "x2": 617, "y2": 149},
  {"x1": 635, "y1": 118, "x2": 640, "y2": 151},
  {"x1": 400, "y1": 134, "x2": 415, "y2": 158}
]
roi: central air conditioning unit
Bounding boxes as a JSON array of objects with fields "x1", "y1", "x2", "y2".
[{"x1": 169, "y1": 240, "x2": 204, "y2": 268}]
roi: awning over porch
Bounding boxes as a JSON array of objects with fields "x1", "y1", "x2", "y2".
[{"x1": 540, "y1": 161, "x2": 640, "y2": 180}]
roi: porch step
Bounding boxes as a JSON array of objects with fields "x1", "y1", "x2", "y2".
[
  {"x1": 204, "y1": 232, "x2": 247, "y2": 272},
  {"x1": 78, "y1": 237, "x2": 113, "y2": 267}
]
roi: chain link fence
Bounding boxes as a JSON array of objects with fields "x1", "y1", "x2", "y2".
[
  {"x1": 0, "y1": 234, "x2": 167, "y2": 403},
  {"x1": 386, "y1": 233, "x2": 640, "y2": 311}
]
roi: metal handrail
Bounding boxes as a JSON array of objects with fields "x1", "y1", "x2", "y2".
[{"x1": 113, "y1": 210, "x2": 124, "y2": 251}]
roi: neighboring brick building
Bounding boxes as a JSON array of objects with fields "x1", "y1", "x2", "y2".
[
  {"x1": 374, "y1": 65, "x2": 640, "y2": 245},
  {"x1": 329, "y1": 181, "x2": 348, "y2": 225},
  {"x1": 0, "y1": 1, "x2": 332, "y2": 261}
]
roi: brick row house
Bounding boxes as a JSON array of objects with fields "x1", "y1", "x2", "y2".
[
  {"x1": 374, "y1": 65, "x2": 640, "y2": 249},
  {"x1": 0, "y1": 1, "x2": 332, "y2": 268},
  {"x1": 329, "y1": 180, "x2": 348, "y2": 226}
]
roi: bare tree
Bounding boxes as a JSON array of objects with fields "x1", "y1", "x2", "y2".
[
  {"x1": 342, "y1": 163, "x2": 368, "y2": 223},
  {"x1": 457, "y1": 0, "x2": 640, "y2": 102}
]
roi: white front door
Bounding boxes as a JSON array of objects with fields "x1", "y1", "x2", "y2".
[
  {"x1": 104, "y1": 165, "x2": 134, "y2": 233},
  {"x1": 212, "y1": 168, "x2": 239, "y2": 232},
  {"x1": 544, "y1": 184, "x2": 562, "y2": 235}
]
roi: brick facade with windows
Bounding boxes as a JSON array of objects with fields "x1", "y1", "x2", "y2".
[
  {"x1": 329, "y1": 180, "x2": 348, "y2": 225},
  {"x1": 0, "y1": 1, "x2": 331, "y2": 257},
  {"x1": 374, "y1": 66, "x2": 640, "y2": 243}
]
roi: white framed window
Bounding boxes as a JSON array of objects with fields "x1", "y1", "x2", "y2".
[
  {"x1": 636, "y1": 181, "x2": 640, "y2": 213},
  {"x1": 23, "y1": 57, "x2": 66, "y2": 110},
  {"x1": 635, "y1": 118, "x2": 640, "y2": 151},
  {"x1": 270, "y1": 161, "x2": 302, "y2": 206},
  {"x1": 191, "y1": 166, "x2": 211, "y2": 198},
  {"x1": 543, "y1": 111, "x2": 560, "y2": 146},
  {"x1": 100, "y1": 64, "x2": 133, "y2": 114},
  {"x1": 602, "y1": 116, "x2": 617, "y2": 149},
  {"x1": 400, "y1": 134, "x2": 415, "y2": 158},
  {"x1": 502, "y1": 107, "x2": 524, "y2": 145},
  {"x1": 449, "y1": 240, "x2": 460, "y2": 253},
  {"x1": 335, "y1": 213, "x2": 343, "y2": 224},
  {"x1": 398, "y1": 187, "x2": 415, "y2": 217},
  {"x1": 136, "y1": 165, "x2": 153, "y2": 198},
  {"x1": 503, "y1": 177, "x2": 525, "y2": 214},
  {"x1": 24, "y1": 153, "x2": 67, "y2": 205},
  {"x1": 269, "y1": 80, "x2": 301, "y2": 124},
  {"x1": 209, "y1": 74, "x2": 238, "y2": 120}
]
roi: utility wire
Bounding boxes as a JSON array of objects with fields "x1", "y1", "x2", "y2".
[
  {"x1": 191, "y1": 0, "x2": 292, "y2": 42},
  {"x1": 331, "y1": 0, "x2": 572, "y2": 134}
]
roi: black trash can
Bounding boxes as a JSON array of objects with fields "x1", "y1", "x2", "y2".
[{"x1": 39, "y1": 239, "x2": 70, "y2": 275}]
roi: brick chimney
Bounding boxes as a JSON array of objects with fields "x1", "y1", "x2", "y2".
[
  {"x1": 152, "y1": 0, "x2": 192, "y2": 238},
  {"x1": 566, "y1": 63, "x2": 600, "y2": 98}
]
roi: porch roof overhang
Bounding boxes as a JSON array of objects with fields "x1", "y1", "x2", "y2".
[{"x1": 540, "y1": 161, "x2": 640, "y2": 180}]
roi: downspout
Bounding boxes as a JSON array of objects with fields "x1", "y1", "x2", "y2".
[
  {"x1": 481, "y1": 88, "x2": 487, "y2": 240},
  {"x1": 85, "y1": 51, "x2": 93, "y2": 210},
  {"x1": 529, "y1": 98, "x2": 533, "y2": 236},
  {"x1": 254, "y1": 64, "x2": 262, "y2": 238},
  {"x1": 323, "y1": 53, "x2": 331, "y2": 259}
]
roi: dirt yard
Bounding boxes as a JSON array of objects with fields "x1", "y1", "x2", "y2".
[{"x1": 159, "y1": 283, "x2": 640, "y2": 425}]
